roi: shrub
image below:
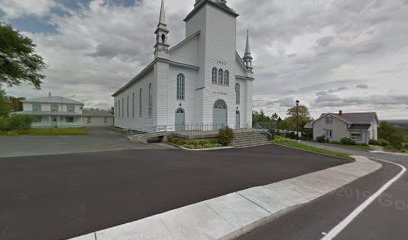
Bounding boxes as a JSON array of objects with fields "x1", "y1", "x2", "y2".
[
  {"x1": 369, "y1": 139, "x2": 390, "y2": 146},
  {"x1": 218, "y1": 127, "x2": 234, "y2": 146},
  {"x1": 0, "y1": 115, "x2": 32, "y2": 131},
  {"x1": 340, "y1": 137, "x2": 356, "y2": 145},
  {"x1": 316, "y1": 135, "x2": 327, "y2": 143},
  {"x1": 168, "y1": 135, "x2": 186, "y2": 146}
]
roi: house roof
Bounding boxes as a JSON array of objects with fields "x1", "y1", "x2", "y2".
[
  {"x1": 184, "y1": 0, "x2": 239, "y2": 22},
  {"x1": 317, "y1": 112, "x2": 378, "y2": 124},
  {"x1": 348, "y1": 124, "x2": 371, "y2": 130},
  {"x1": 22, "y1": 96, "x2": 83, "y2": 105},
  {"x1": 83, "y1": 109, "x2": 113, "y2": 117}
]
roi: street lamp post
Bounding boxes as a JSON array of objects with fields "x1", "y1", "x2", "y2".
[{"x1": 296, "y1": 100, "x2": 300, "y2": 141}]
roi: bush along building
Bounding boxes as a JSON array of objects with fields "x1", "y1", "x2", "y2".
[{"x1": 113, "y1": 0, "x2": 254, "y2": 132}]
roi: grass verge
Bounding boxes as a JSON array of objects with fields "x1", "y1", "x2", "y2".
[
  {"x1": 274, "y1": 136, "x2": 353, "y2": 160},
  {"x1": 0, "y1": 128, "x2": 87, "y2": 136}
]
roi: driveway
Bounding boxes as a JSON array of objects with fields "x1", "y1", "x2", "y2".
[
  {"x1": 0, "y1": 128, "x2": 169, "y2": 157},
  {"x1": 0, "y1": 144, "x2": 347, "y2": 240}
]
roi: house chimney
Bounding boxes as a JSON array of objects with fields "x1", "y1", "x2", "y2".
[{"x1": 339, "y1": 110, "x2": 343, "y2": 116}]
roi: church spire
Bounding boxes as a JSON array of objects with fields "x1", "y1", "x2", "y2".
[
  {"x1": 159, "y1": 0, "x2": 166, "y2": 26},
  {"x1": 154, "y1": 0, "x2": 169, "y2": 59},
  {"x1": 243, "y1": 29, "x2": 253, "y2": 73}
]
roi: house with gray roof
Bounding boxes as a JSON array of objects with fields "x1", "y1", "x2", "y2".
[
  {"x1": 307, "y1": 111, "x2": 379, "y2": 144},
  {"x1": 13, "y1": 94, "x2": 84, "y2": 128},
  {"x1": 82, "y1": 109, "x2": 114, "y2": 127}
]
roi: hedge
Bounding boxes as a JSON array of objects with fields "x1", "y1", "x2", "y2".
[{"x1": 0, "y1": 116, "x2": 32, "y2": 131}]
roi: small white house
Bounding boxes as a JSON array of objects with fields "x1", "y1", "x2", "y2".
[
  {"x1": 113, "y1": 0, "x2": 254, "y2": 132},
  {"x1": 308, "y1": 111, "x2": 379, "y2": 144},
  {"x1": 14, "y1": 95, "x2": 84, "y2": 128},
  {"x1": 82, "y1": 109, "x2": 114, "y2": 127}
]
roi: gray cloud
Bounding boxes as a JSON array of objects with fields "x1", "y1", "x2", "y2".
[{"x1": 356, "y1": 84, "x2": 369, "y2": 89}]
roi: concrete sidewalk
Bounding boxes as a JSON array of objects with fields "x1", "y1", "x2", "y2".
[{"x1": 69, "y1": 156, "x2": 381, "y2": 240}]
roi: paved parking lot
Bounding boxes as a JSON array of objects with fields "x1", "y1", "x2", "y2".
[
  {"x1": 0, "y1": 144, "x2": 347, "y2": 240},
  {"x1": 0, "y1": 128, "x2": 169, "y2": 157}
]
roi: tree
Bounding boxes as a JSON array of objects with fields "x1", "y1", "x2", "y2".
[
  {"x1": 284, "y1": 105, "x2": 313, "y2": 131},
  {"x1": 0, "y1": 88, "x2": 11, "y2": 116},
  {"x1": 7, "y1": 96, "x2": 25, "y2": 112},
  {"x1": 378, "y1": 122, "x2": 405, "y2": 149},
  {"x1": 0, "y1": 22, "x2": 46, "y2": 89}
]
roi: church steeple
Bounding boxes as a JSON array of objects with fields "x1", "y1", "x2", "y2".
[
  {"x1": 243, "y1": 29, "x2": 253, "y2": 73},
  {"x1": 154, "y1": 0, "x2": 169, "y2": 59}
]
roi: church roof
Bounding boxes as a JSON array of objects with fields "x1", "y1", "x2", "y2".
[{"x1": 184, "y1": 0, "x2": 239, "y2": 22}]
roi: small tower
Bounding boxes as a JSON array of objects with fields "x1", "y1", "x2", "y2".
[
  {"x1": 243, "y1": 29, "x2": 253, "y2": 73},
  {"x1": 154, "y1": 0, "x2": 169, "y2": 59}
]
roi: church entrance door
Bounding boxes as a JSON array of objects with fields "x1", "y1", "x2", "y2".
[
  {"x1": 175, "y1": 108, "x2": 185, "y2": 132},
  {"x1": 213, "y1": 99, "x2": 227, "y2": 130}
]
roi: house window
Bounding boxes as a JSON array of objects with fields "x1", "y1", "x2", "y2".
[
  {"x1": 177, "y1": 74, "x2": 185, "y2": 100},
  {"x1": 139, "y1": 88, "x2": 142, "y2": 117},
  {"x1": 224, "y1": 70, "x2": 229, "y2": 86},
  {"x1": 67, "y1": 105, "x2": 75, "y2": 112},
  {"x1": 66, "y1": 116, "x2": 75, "y2": 123},
  {"x1": 235, "y1": 83, "x2": 240, "y2": 105},
  {"x1": 218, "y1": 69, "x2": 223, "y2": 85},
  {"x1": 212, "y1": 67, "x2": 217, "y2": 84},
  {"x1": 33, "y1": 104, "x2": 41, "y2": 112},
  {"x1": 325, "y1": 117, "x2": 333, "y2": 124},
  {"x1": 127, "y1": 95, "x2": 129, "y2": 118},
  {"x1": 351, "y1": 133, "x2": 362, "y2": 141},
  {"x1": 148, "y1": 83, "x2": 153, "y2": 116},
  {"x1": 87, "y1": 117, "x2": 91, "y2": 123},
  {"x1": 104, "y1": 117, "x2": 107, "y2": 123},
  {"x1": 33, "y1": 116, "x2": 42, "y2": 123},
  {"x1": 132, "y1": 92, "x2": 135, "y2": 117},
  {"x1": 51, "y1": 104, "x2": 59, "y2": 112},
  {"x1": 324, "y1": 129, "x2": 333, "y2": 138},
  {"x1": 115, "y1": 101, "x2": 117, "y2": 118}
]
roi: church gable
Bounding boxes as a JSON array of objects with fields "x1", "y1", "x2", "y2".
[
  {"x1": 169, "y1": 31, "x2": 200, "y2": 66},
  {"x1": 235, "y1": 52, "x2": 247, "y2": 76}
]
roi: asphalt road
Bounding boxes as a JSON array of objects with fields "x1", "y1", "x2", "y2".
[
  {"x1": 0, "y1": 144, "x2": 346, "y2": 240},
  {"x1": 237, "y1": 143, "x2": 408, "y2": 240}
]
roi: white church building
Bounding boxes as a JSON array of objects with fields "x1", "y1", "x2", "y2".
[{"x1": 113, "y1": 0, "x2": 254, "y2": 131}]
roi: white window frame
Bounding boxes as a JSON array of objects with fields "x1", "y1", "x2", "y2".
[
  {"x1": 177, "y1": 74, "x2": 185, "y2": 100},
  {"x1": 148, "y1": 83, "x2": 153, "y2": 116},
  {"x1": 235, "y1": 83, "x2": 240, "y2": 105},
  {"x1": 67, "y1": 105, "x2": 75, "y2": 112},
  {"x1": 224, "y1": 70, "x2": 229, "y2": 86},
  {"x1": 350, "y1": 132, "x2": 363, "y2": 141},
  {"x1": 218, "y1": 69, "x2": 223, "y2": 85},
  {"x1": 51, "y1": 104, "x2": 59, "y2": 112},
  {"x1": 33, "y1": 104, "x2": 41, "y2": 112},
  {"x1": 212, "y1": 67, "x2": 217, "y2": 84}
]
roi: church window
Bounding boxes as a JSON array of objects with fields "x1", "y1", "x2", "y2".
[
  {"x1": 139, "y1": 88, "x2": 142, "y2": 117},
  {"x1": 161, "y1": 34, "x2": 166, "y2": 44},
  {"x1": 212, "y1": 67, "x2": 217, "y2": 84},
  {"x1": 127, "y1": 95, "x2": 129, "y2": 118},
  {"x1": 177, "y1": 74, "x2": 185, "y2": 100},
  {"x1": 224, "y1": 70, "x2": 229, "y2": 86},
  {"x1": 122, "y1": 98, "x2": 124, "y2": 118},
  {"x1": 218, "y1": 69, "x2": 223, "y2": 85},
  {"x1": 148, "y1": 83, "x2": 153, "y2": 116},
  {"x1": 132, "y1": 92, "x2": 135, "y2": 117},
  {"x1": 118, "y1": 100, "x2": 120, "y2": 118},
  {"x1": 235, "y1": 83, "x2": 240, "y2": 105}
]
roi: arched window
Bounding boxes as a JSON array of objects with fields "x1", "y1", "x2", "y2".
[
  {"x1": 224, "y1": 70, "x2": 229, "y2": 86},
  {"x1": 132, "y1": 92, "x2": 135, "y2": 117},
  {"x1": 212, "y1": 67, "x2": 217, "y2": 84},
  {"x1": 148, "y1": 84, "x2": 153, "y2": 116},
  {"x1": 127, "y1": 95, "x2": 129, "y2": 118},
  {"x1": 177, "y1": 73, "x2": 185, "y2": 100},
  {"x1": 139, "y1": 88, "x2": 142, "y2": 117},
  {"x1": 218, "y1": 69, "x2": 223, "y2": 85},
  {"x1": 235, "y1": 83, "x2": 240, "y2": 105},
  {"x1": 214, "y1": 99, "x2": 227, "y2": 109}
]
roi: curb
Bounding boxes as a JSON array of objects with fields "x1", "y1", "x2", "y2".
[{"x1": 68, "y1": 156, "x2": 381, "y2": 240}]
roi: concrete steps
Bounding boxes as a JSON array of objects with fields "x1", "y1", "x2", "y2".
[{"x1": 233, "y1": 131, "x2": 271, "y2": 148}]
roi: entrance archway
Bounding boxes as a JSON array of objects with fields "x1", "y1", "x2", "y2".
[
  {"x1": 213, "y1": 99, "x2": 227, "y2": 130},
  {"x1": 175, "y1": 108, "x2": 185, "y2": 131}
]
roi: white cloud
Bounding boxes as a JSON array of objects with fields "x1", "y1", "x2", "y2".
[
  {"x1": 2, "y1": 0, "x2": 408, "y2": 119},
  {"x1": 0, "y1": 0, "x2": 56, "y2": 18}
]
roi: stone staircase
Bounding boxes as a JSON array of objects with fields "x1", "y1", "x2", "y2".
[{"x1": 232, "y1": 131, "x2": 272, "y2": 148}]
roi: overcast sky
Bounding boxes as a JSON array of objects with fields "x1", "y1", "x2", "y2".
[{"x1": 1, "y1": 0, "x2": 407, "y2": 119}]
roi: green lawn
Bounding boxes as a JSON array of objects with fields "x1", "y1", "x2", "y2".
[
  {"x1": 329, "y1": 142, "x2": 372, "y2": 151},
  {"x1": 274, "y1": 136, "x2": 354, "y2": 160},
  {"x1": 0, "y1": 128, "x2": 87, "y2": 136}
]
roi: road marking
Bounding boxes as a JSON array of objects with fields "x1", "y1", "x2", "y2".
[{"x1": 321, "y1": 158, "x2": 406, "y2": 240}]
